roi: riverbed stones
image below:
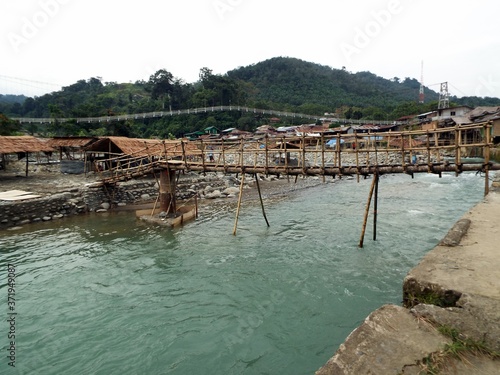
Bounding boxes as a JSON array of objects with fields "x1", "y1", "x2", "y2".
[
  {"x1": 205, "y1": 190, "x2": 222, "y2": 199},
  {"x1": 222, "y1": 187, "x2": 240, "y2": 196}
]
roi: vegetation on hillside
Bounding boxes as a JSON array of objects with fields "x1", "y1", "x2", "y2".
[{"x1": 0, "y1": 57, "x2": 499, "y2": 137}]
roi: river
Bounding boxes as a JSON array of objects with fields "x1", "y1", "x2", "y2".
[{"x1": 0, "y1": 172, "x2": 486, "y2": 374}]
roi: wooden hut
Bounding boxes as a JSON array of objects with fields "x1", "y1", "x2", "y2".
[
  {"x1": 48, "y1": 137, "x2": 97, "y2": 160},
  {"x1": 84, "y1": 137, "x2": 201, "y2": 173},
  {"x1": 0, "y1": 136, "x2": 55, "y2": 176}
]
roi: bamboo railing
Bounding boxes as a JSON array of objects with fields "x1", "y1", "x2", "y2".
[{"x1": 91, "y1": 122, "x2": 498, "y2": 195}]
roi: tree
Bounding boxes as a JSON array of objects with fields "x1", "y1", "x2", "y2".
[
  {"x1": 0, "y1": 114, "x2": 21, "y2": 135},
  {"x1": 147, "y1": 69, "x2": 174, "y2": 109}
]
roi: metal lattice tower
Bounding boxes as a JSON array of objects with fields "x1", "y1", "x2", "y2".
[
  {"x1": 419, "y1": 61, "x2": 424, "y2": 103},
  {"x1": 438, "y1": 82, "x2": 450, "y2": 109}
]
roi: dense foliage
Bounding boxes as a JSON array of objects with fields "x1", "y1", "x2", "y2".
[{"x1": 0, "y1": 57, "x2": 498, "y2": 137}]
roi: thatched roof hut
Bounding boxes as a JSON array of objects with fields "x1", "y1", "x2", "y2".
[
  {"x1": 0, "y1": 136, "x2": 55, "y2": 154},
  {"x1": 84, "y1": 137, "x2": 200, "y2": 158},
  {"x1": 48, "y1": 137, "x2": 98, "y2": 160},
  {"x1": 0, "y1": 136, "x2": 56, "y2": 176},
  {"x1": 48, "y1": 136, "x2": 97, "y2": 149}
]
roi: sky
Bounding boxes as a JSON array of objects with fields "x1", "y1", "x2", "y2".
[{"x1": 1, "y1": 0, "x2": 499, "y2": 100}]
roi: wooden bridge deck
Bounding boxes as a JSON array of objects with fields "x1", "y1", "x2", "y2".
[{"x1": 88, "y1": 122, "x2": 498, "y2": 194}]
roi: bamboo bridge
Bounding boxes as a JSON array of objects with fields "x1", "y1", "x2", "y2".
[{"x1": 87, "y1": 122, "x2": 498, "y2": 243}]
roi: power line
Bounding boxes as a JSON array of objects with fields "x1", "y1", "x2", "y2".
[{"x1": 0, "y1": 75, "x2": 63, "y2": 88}]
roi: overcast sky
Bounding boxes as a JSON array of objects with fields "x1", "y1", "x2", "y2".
[{"x1": 1, "y1": 0, "x2": 499, "y2": 100}]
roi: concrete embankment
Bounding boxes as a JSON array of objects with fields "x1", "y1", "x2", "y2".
[{"x1": 316, "y1": 174, "x2": 500, "y2": 374}]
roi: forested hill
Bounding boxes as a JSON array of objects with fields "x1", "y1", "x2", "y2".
[
  {"x1": 227, "y1": 57, "x2": 438, "y2": 110},
  {"x1": 1, "y1": 57, "x2": 499, "y2": 138}
]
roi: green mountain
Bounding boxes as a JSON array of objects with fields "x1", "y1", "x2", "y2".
[
  {"x1": 1, "y1": 57, "x2": 499, "y2": 137},
  {"x1": 227, "y1": 57, "x2": 439, "y2": 110}
]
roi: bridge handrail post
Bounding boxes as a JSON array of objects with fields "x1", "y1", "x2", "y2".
[
  {"x1": 321, "y1": 132, "x2": 325, "y2": 182},
  {"x1": 336, "y1": 132, "x2": 341, "y2": 169},
  {"x1": 181, "y1": 139, "x2": 188, "y2": 171},
  {"x1": 426, "y1": 130, "x2": 432, "y2": 173},
  {"x1": 283, "y1": 136, "x2": 288, "y2": 176},
  {"x1": 239, "y1": 138, "x2": 244, "y2": 170},
  {"x1": 221, "y1": 139, "x2": 226, "y2": 173},
  {"x1": 301, "y1": 131, "x2": 306, "y2": 175},
  {"x1": 401, "y1": 133, "x2": 406, "y2": 171},
  {"x1": 355, "y1": 132, "x2": 360, "y2": 182},
  {"x1": 366, "y1": 131, "x2": 371, "y2": 170},
  {"x1": 265, "y1": 134, "x2": 269, "y2": 176},
  {"x1": 455, "y1": 125, "x2": 461, "y2": 176},
  {"x1": 484, "y1": 121, "x2": 491, "y2": 196},
  {"x1": 434, "y1": 130, "x2": 440, "y2": 163},
  {"x1": 200, "y1": 139, "x2": 206, "y2": 174}
]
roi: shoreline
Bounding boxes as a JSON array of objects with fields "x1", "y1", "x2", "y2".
[{"x1": 0, "y1": 167, "x2": 329, "y2": 231}]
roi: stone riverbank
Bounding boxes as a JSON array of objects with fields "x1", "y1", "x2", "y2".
[
  {"x1": 315, "y1": 173, "x2": 500, "y2": 374},
  {"x1": 0, "y1": 168, "x2": 323, "y2": 231}
]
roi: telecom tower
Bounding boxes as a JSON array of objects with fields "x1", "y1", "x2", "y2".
[
  {"x1": 438, "y1": 82, "x2": 450, "y2": 109},
  {"x1": 419, "y1": 61, "x2": 424, "y2": 103}
]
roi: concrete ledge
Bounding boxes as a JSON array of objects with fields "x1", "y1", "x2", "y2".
[{"x1": 315, "y1": 305, "x2": 450, "y2": 375}]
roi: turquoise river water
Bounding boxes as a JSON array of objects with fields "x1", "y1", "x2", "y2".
[{"x1": 0, "y1": 172, "x2": 487, "y2": 374}]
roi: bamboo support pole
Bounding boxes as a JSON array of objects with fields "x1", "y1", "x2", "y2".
[
  {"x1": 25, "y1": 152, "x2": 29, "y2": 176},
  {"x1": 265, "y1": 134, "x2": 269, "y2": 176},
  {"x1": 222, "y1": 139, "x2": 226, "y2": 171},
  {"x1": 434, "y1": 132, "x2": 440, "y2": 163},
  {"x1": 321, "y1": 133, "x2": 325, "y2": 183},
  {"x1": 181, "y1": 140, "x2": 188, "y2": 169},
  {"x1": 455, "y1": 125, "x2": 461, "y2": 176},
  {"x1": 366, "y1": 132, "x2": 371, "y2": 168},
  {"x1": 359, "y1": 174, "x2": 377, "y2": 248},
  {"x1": 151, "y1": 192, "x2": 160, "y2": 217},
  {"x1": 232, "y1": 171, "x2": 246, "y2": 235},
  {"x1": 301, "y1": 132, "x2": 306, "y2": 173},
  {"x1": 255, "y1": 174, "x2": 270, "y2": 227},
  {"x1": 336, "y1": 133, "x2": 341, "y2": 169},
  {"x1": 373, "y1": 172, "x2": 379, "y2": 241},
  {"x1": 355, "y1": 134, "x2": 360, "y2": 183},
  {"x1": 201, "y1": 139, "x2": 206, "y2": 174},
  {"x1": 239, "y1": 138, "x2": 244, "y2": 168},
  {"x1": 484, "y1": 122, "x2": 491, "y2": 196},
  {"x1": 426, "y1": 131, "x2": 431, "y2": 169}
]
